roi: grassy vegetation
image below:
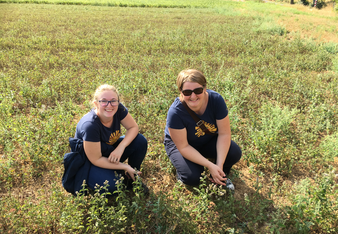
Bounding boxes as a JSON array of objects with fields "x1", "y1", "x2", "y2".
[
  {"x1": 0, "y1": 0, "x2": 254, "y2": 7},
  {"x1": 0, "y1": 1, "x2": 337, "y2": 233}
]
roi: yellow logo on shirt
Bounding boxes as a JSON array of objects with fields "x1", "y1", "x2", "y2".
[
  {"x1": 195, "y1": 121, "x2": 217, "y2": 137},
  {"x1": 107, "y1": 130, "x2": 121, "y2": 145}
]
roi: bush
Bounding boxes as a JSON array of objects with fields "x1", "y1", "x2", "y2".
[
  {"x1": 248, "y1": 102, "x2": 298, "y2": 175},
  {"x1": 286, "y1": 170, "x2": 338, "y2": 233},
  {"x1": 311, "y1": 0, "x2": 327, "y2": 9},
  {"x1": 267, "y1": 169, "x2": 338, "y2": 233},
  {"x1": 253, "y1": 20, "x2": 287, "y2": 36},
  {"x1": 299, "y1": 0, "x2": 309, "y2": 6},
  {"x1": 333, "y1": 55, "x2": 338, "y2": 72},
  {"x1": 318, "y1": 132, "x2": 338, "y2": 161}
]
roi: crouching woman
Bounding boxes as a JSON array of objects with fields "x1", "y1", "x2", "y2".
[
  {"x1": 164, "y1": 69, "x2": 242, "y2": 191},
  {"x1": 63, "y1": 84, "x2": 148, "y2": 195}
]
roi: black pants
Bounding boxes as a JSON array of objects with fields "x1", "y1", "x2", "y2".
[
  {"x1": 164, "y1": 136, "x2": 242, "y2": 186},
  {"x1": 87, "y1": 134, "x2": 147, "y2": 193}
]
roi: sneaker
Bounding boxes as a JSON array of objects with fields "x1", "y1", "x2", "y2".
[
  {"x1": 176, "y1": 174, "x2": 183, "y2": 184},
  {"x1": 122, "y1": 174, "x2": 133, "y2": 190},
  {"x1": 225, "y1": 178, "x2": 235, "y2": 192},
  {"x1": 126, "y1": 174, "x2": 149, "y2": 196},
  {"x1": 209, "y1": 174, "x2": 235, "y2": 192},
  {"x1": 139, "y1": 181, "x2": 149, "y2": 195}
]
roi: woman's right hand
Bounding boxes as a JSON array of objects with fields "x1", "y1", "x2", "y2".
[
  {"x1": 108, "y1": 146, "x2": 125, "y2": 164},
  {"x1": 208, "y1": 163, "x2": 227, "y2": 186},
  {"x1": 125, "y1": 165, "x2": 141, "y2": 181}
]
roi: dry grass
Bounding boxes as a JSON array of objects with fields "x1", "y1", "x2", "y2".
[
  {"x1": 1, "y1": 2, "x2": 337, "y2": 233},
  {"x1": 272, "y1": 2, "x2": 338, "y2": 42}
]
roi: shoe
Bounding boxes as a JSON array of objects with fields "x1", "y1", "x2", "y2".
[
  {"x1": 209, "y1": 174, "x2": 235, "y2": 192},
  {"x1": 139, "y1": 181, "x2": 149, "y2": 195},
  {"x1": 176, "y1": 174, "x2": 183, "y2": 184},
  {"x1": 134, "y1": 174, "x2": 149, "y2": 195},
  {"x1": 225, "y1": 178, "x2": 235, "y2": 193},
  {"x1": 122, "y1": 174, "x2": 133, "y2": 190},
  {"x1": 124, "y1": 173, "x2": 149, "y2": 195}
]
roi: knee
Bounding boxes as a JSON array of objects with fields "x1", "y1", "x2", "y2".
[
  {"x1": 134, "y1": 134, "x2": 148, "y2": 149},
  {"x1": 230, "y1": 141, "x2": 242, "y2": 161},
  {"x1": 179, "y1": 171, "x2": 201, "y2": 186}
]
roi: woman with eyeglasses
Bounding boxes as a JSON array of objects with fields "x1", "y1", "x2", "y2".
[
  {"x1": 69, "y1": 84, "x2": 148, "y2": 195},
  {"x1": 164, "y1": 69, "x2": 241, "y2": 192}
]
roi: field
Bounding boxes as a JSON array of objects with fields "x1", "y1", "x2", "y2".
[{"x1": 0, "y1": 0, "x2": 338, "y2": 233}]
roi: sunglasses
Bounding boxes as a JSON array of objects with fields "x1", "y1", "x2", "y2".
[
  {"x1": 98, "y1": 100, "x2": 119, "y2": 107},
  {"x1": 181, "y1": 87, "x2": 204, "y2": 96}
]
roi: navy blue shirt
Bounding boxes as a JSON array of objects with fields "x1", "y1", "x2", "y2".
[
  {"x1": 164, "y1": 89, "x2": 228, "y2": 150},
  {"x1": 75, "y1": 103, "x2": 128, "y2": 145}
]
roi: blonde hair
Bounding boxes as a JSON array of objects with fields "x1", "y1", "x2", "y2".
[
  {"x1": 92, "y1": 84, "x2": 119, "y2": 107},
  {"x1": 176, "y1": 69, "x2": 207, "y2": 91}
]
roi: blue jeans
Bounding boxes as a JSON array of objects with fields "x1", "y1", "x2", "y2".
[
  {"x1": 164, "y1": 135, "x2": 241, "y2": 186},
  {"x1": 87, "y1": 134, "x2": 147, "y2": 194}
]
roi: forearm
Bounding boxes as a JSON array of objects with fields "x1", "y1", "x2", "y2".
[
  {"x1": 91, "y1": 156, "x2": 131, "y2": 171},
  {"x1": 169, "y1": 127, "x2": 214, "y2": 170},
  {"x1": 179, "y1": 145, "x2": 214, "y2": 169},
  {"x1": 216, "y1": 134, "x2": 231, "y2": 168},
  {"x1": 84, "y1": 140, "x2": 135, "y2": 172}
]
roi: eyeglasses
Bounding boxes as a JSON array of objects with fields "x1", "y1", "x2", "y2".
[
  {"x1": 181, "y1": 87, "x2": 204, "y2": 96},
  {"x1": 98, "y1": 100, "x2": 119, "y2": 107}
]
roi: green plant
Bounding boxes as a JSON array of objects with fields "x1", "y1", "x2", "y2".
[
  {"x1": 248, "y1": 102, "x2": 298, "y2": 175},
  {"x1": 299, "y1": 0, "x2": 309, "y2": 6},
  {"x1": 287, "y1": 170, "x2": 337, "y2": 233},
  {"x1": 333, "y1": 55, "x2": 338, "y2": 72},
  {"x1": 254, "y1": 21, "x2": 286, "y2": 36},
  {"x1": 311, "y1": 0, "x2": 327, "y2": 9},
  {"x1": 318, "y1": 132, "x2": 338, "y2": 161},
  {"x1": 1, "y1": 2, "x2": 338, "y2": 233}
]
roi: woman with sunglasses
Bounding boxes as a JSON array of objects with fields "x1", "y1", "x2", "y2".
[
  {"x1": 164, "y1": 69, "x2": 242, "y2": 192},
  {"x1": 67, "y1": 84, "x2": 148, "y2": 195}
]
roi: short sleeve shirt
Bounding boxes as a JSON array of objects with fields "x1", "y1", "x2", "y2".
[
  {"x1": 74, "y1": 103, "x2": 128, "y2": 145},
  {"x1": 164, "y1": 89, "x2": 228, "y2": 149}
]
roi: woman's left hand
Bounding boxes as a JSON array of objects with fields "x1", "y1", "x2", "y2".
[
  {"x1": 125, "y1": 166, "x2": 142, "y2": 181},
  {"x1": 208, "y1": 163, "x2": 227, "y2": 186},
  {"x1": 108, "y1": 146, "x2": 125, "y2": 163}
]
